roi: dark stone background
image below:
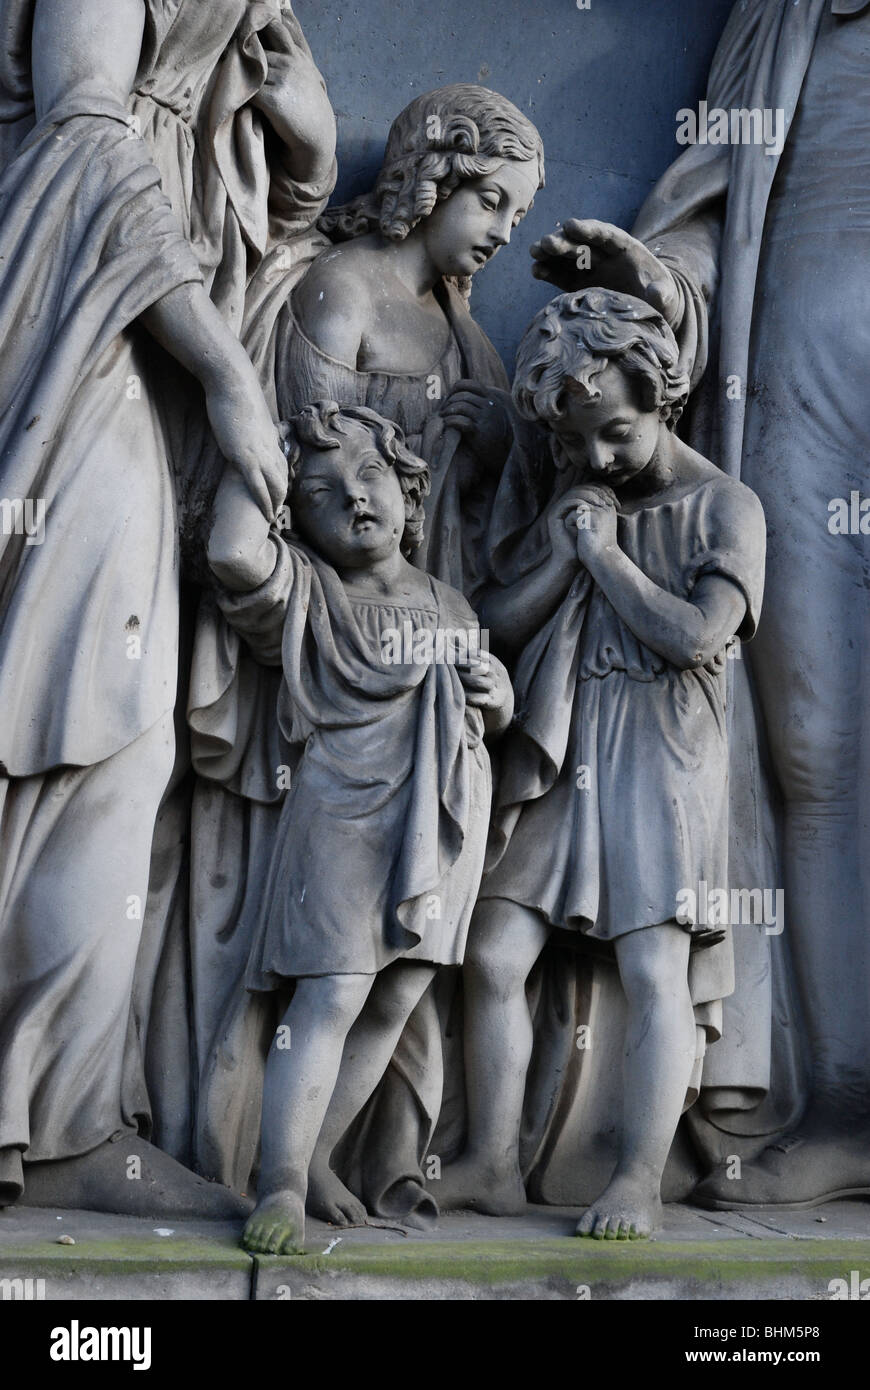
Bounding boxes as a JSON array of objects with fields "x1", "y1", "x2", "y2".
[{"x1": 293, "y1": 0, "x2": 734, "y2": 369}]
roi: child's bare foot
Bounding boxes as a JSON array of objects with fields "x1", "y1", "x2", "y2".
[
  {"x1": 436, "y1": 1156, "x2": 527, "y2": 1215},
  {"x1": 306, "y1": 1163, "x2": 368, "y2": 1226},
  {"x1": 575, "y1": 1175, "x2": 662, "y2": 1240},
  {"x1": 242, "y1": 1189, "x2": 306, "y2": 1255}
]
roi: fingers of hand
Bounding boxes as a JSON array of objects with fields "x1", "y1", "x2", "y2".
[
  {"x1": 530, "y1": 232, "x2": 579, "y2": 261},
  {"x1": 563, "y1": 218, "x2": 625, "y2": 252}
]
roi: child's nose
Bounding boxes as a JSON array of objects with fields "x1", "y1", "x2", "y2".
[{"x1": 587, "y1": 442, "x2": 613, "y2": 473}]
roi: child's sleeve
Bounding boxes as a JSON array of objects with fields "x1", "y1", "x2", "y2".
[{"x1": 683, "y1": 479, "x2": 767, "y2": 640}]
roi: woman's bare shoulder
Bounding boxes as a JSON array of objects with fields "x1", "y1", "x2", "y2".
[{"x1": 292, "y1": 245, "x2": 375, "y2": 367}]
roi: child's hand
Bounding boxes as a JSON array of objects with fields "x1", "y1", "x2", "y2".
[
  {"x1": 571, "y1": 485, "x2": 619, "y2": 563},
  {"x1": 546, "y1": 490, "x2": 594, "y2": 570},
  {"x1": 441, "y1": 382, "x2": 514, "y2": 475},
  {"x1": 456, "y1": 651, "x2": 514, "y2": 735}
]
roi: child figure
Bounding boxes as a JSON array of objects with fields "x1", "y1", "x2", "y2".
[
  {"x1": 207, "y1": 401, "x2": 513, "y2": 1255},
  {"x1": 440, "y1": 289, "x2": 766, "y2": 1238}
]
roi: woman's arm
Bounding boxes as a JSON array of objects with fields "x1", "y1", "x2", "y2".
[
  {"x1": 33, "y1": 0, "x2": 287, "y2": 517},
  {"x1": 291, "y1": 254, "x2": 367, "y2": 366},
  {"x1": 250, "y1": 39, "x2": 336, "y2": 186},
  {"x1": 32, "y1": 0, "x2": 144, "y2": 118},
  {"x1": 142, "y1": 285, "x2": 287, "y2": 517}
]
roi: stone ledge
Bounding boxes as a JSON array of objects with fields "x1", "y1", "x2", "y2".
[{"x1": 2, "y1": 1202, "x2": 869, "y2": 1301}]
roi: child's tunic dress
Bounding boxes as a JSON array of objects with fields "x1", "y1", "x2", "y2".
[
  {"x1": 210, "y1": 538, "x2": 492, "y2": 985},
  {"x1": 482, "y1": 473, "x2": 766, "y2": 1032}
]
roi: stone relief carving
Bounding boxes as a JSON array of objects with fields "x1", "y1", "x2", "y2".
[{"x1": 0, "y1": 0, "x2": 867, "y2": 1258}]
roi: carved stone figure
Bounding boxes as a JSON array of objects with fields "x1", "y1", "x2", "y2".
[
  {"x1": 200, "y1": 400, "x2": 511, "y2": 1253},
  {"x1": 285, "y1": 82, "x2": 544, "y2": 598},
  {"x1": 0, "y1": 0, "x2": 332, "y2": 1214},
  {"x1": 531, "y1": 0, "x2": 870, "y2": 1207},
  {"x1": 189, "y1": 85, "x2": 543, "y2": 1226},
  {"x1": 436, "y1": 290, "x2": 765, "y2": 1237}
]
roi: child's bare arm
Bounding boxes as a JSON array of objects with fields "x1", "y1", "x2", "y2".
[
  {"x1": 573, "y1": 487, "x2": 747, "y2": 669},
  {"x1": 208, "y1": 467, "x2": 280, "y2": 593}
]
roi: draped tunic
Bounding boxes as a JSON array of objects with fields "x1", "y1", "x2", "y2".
[{"x1": 205, "y1": 539, "x2": 491, "y2": 983}]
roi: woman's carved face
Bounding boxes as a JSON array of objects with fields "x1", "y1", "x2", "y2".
[
  {"x1": 291, "y1": 421, "x2": 407, "y2": 570},
  {"x1": 418, "y1": 159, "x2": 539, "y2": 279}
]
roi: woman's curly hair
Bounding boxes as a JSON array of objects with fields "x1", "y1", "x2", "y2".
[
  {"x1": 513, "y1": 288, "x2": 690, "y2": 429},
  {"x1": 319, "y1": 84, "x2": 544, "y2": 277},
  {"x1": 282, "y1": 401, "x2": 430, "y2": 557}
]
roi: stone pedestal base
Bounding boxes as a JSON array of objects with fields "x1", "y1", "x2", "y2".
[{"x1": 2, "y1": 1202, "x2": 869, "y2": 1301}]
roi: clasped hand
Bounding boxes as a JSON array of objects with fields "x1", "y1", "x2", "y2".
[
  {"x1": 547, "y1": 486, "x2": 620, "y2": 567},
  {"x1": 440, "y1": 380, "x2": 514, "y2": 475}
]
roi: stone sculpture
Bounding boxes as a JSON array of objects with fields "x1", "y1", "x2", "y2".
[
  {"x1": 529, "y1": 0, "x2": 870, "y2": 1209},
  {"x1": 188, "y1": 84, "x2": 543, "y2": 1228},
  {"x1": 204, "y1": 400, "x2": 511, "y2": 1254},
  {"x1": 438, "y1": 289, "x2": 766, "y2": 1237},
  {"x1": 0, "y1": 0, "x2": 333, "y2": 1214},
  {"x1": 2, "y1": 0, "x2": 866, "y2": 1253}
]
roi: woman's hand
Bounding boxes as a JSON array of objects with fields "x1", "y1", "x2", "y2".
[
  {"x1": 441, "y1": 381, "x2": 514, "y2": 474},
  {"x1": 252, "y1": 39, "x2": 336, "y2": 184},
  {"x1": 530, "y1": 219, "x2": 680, "y2": 323},
  {"x1": 571, "y1": 484, "x2": 620, "y2": 565},
  {"x1": 205, "y1": 353, "x2": 288, "y2": 521},
  {"x1": 457, "y1": 650, "x2": 514, "y2": 735}
]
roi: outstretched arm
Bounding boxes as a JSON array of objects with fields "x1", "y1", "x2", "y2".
[
  {"x1": 530, "y1": 219, "x2": 683, "y2": 323},
  {"x1": 208, "y1": 467, "x2": 279, "y2": 593}
]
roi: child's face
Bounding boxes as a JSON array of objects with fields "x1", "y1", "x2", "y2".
[
  {"x1": 291, "y1": 422, "x2": 407, "y2": 569},
  {"x1": 550, "y1": 365, "x2": 662, "y2": 487},
  {"x1": 419, "y1": 159, "x2": 539, "y2": 279}
]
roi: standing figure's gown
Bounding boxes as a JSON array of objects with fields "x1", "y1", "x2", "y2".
[
  {"x1": 0, "y1": 0, "x2": 331, "y2": 1200},
  {"x1": 189, "y1": 265, "x2": 509, "y2": 1217},
  {"x1": 631, "y1": 0, "x2": 870, "y2": 1163}
]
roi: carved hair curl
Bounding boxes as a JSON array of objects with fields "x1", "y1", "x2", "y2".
[
  {"x1": 319, "y1": 84, "x2": 544, "y2": 279},
  {"x1": 513, "y1": 289, "x2": 690, "y2": 428},
  {"x1": 282, "y1": 400, "x2": 430, "y2": 557}
]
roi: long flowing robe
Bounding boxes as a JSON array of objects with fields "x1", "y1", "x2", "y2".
[{"x1": 0, "y1": 0, "x2": 330, "y2": 1199}]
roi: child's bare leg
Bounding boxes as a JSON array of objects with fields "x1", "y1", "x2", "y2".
[
  {"x1": 307, "y1": 961, "x2": 438, "y2": 1225},
  {"x1": 242, "y1": 973, "x2": 374, "y2": 1255},
  {"x1": 577, "y1": 922, "x2": 695, "y2": 1240},
  {"x1": 439, "y1": 899, "x2": 551, "y2": 1214}
]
